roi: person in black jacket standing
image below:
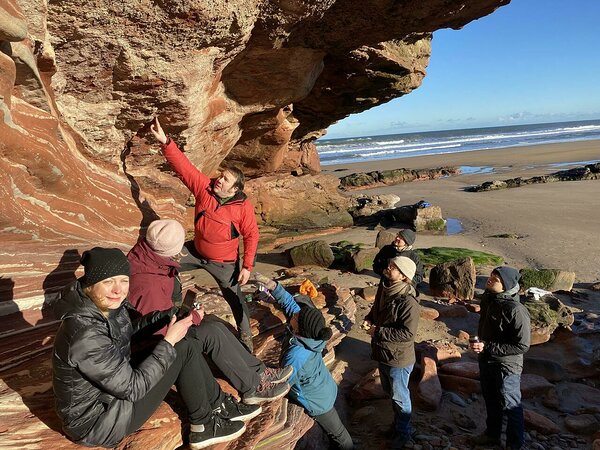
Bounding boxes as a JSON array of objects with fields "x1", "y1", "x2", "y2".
[
  {"x1": 470, "y1": 266, "x2": 530, "y2": 450},
  {"x1": 52, "y1": 247, "x2": 250, "y2": 449},
  {"x1": 373, "y1": 229, "x2": 424, "y2": 286}
]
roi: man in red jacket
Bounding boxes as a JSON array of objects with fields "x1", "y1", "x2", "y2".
[{"x1": 150, "y1": 118, "x2": 259, "y2": 351}]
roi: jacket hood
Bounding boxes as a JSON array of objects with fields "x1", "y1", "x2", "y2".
[
  {"x1": 493, "y1": 266, "x2": 520, "y2": 293},
  {"x1": 294, "y1": 334, "x2": 327, "y2": 353},
  {"x1": 128, "y1": 240, "x2": 180, "y2": 276},
  {"x1": 54, "y1": 281, "x2": 105, "y2": 321}
]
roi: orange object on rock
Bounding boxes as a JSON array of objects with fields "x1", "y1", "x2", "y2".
[{"x1": 299, "y1": 279, "x2": 319, "y2": 299}]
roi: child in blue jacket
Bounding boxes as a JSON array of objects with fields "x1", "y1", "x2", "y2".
[{"x1": 254, "y1": 274, "x2": 354, "y2": 450}]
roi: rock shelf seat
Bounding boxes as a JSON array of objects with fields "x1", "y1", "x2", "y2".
[{"x1": 0, "y1": 275, "x2": 355, "y2": 449}]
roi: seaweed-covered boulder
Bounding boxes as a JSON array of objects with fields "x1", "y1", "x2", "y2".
[
  {"x1": 288, "y1": 240, "x2": 335, "y2": 267},
  {"x1": 520, "y1": 268, "x2": 576, "y2": 292},
  {"x1": 417, "y1": 247, "x2": 503, "y2": 267},
  {"x1": 523, "y1": 294, "x2": 575, "y2": 345},
  {"x1": 428, "y1": 257, "x2": 476, "y2": 301}
]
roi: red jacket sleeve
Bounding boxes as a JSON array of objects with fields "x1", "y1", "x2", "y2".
[
  {"x1": 240, "y1": 200, "x2": 259, "y2": 270},
  {"x1": 161, "y1": 139, "x2": 210, "y2": 195}
]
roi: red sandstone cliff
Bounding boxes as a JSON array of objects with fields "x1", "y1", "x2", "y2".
[{"x1": 0, "y1": 0, "x2": 509, "y2": 324}]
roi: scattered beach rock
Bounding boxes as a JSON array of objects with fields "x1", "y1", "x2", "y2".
[
  {"x1": 564, "y1": 414, "x2": 600, "y2": 435},
  {"x1": 359, "y1": 286, "x2": 378, "y2": 303},
  {"x1": 433, "y1": 303, "x2": 469, "y2": 318},
  {"x1": 375, "y1": 229, "x2": 397, "y2": 249},
  {"x1": 287, "y1": 240, "x2": 335, "y2": 267},
  {"x1": 416, "y1": 356, "x2": 442, "y2": 411},
  {"x1": 524, "y1": 409, "x2": 560, "y2": 434},
  {"x1": 392, "y1": 204, "x2": 446, "y2": 232},
  {"x1": 551, "y1": 381, "x2": 600, "y2": 414},
  {"x1": 428, "y1": 257, "x2": 476, "y2": 301},
  {"x1": 351, "y1": 247, "x2": 380, "y2": 273},
  {"x1": 524, "y1": 294, "x2": 575, "y2": 345},
  {"x1": 456, "y1": 330, "x2": 470, "y2": 341},
  {"x1": 520, "y1": 374, "x2": 554, "y2": 398},
  {"x1": 420, "y1": 306, "x2": 440, "y2": 320},
  {"x1": 438, "y1": 374, "x2": 481, "y2": 395},
  {"x1": 349, "y1": 194, "x2": 401, "y2": 218},
  {"x1": 439, "y1": 362, "x2": 479, "y2": 380},
  {"x1": 417, "y1": 340, "x2": 462, "y2": 364},
  {"x1": 350, "y1": 368, "x2": 386, "y2": 404},
  {"x1": 523, "y1": 357, "x2": 566, "y2": 382}
]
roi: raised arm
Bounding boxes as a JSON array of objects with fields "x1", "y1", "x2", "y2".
[{"x1": 150, "y1": 118, "x2": 210, "y2": 194}]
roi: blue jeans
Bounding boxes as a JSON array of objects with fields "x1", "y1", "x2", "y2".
[
  {"x1": 378, "y1": 363, "x2": 414, "y2": 449},
  {"x1": 479, "y1": 359, "x2": 524, "y2": 449}
]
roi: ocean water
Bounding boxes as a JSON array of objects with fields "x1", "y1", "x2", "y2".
[{"x1": 316, "y1": 120, "x2": 600, "y2": 166}]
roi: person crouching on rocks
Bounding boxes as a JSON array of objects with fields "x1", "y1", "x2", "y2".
[
  {"x1": 363, "y1": 256, "x2": 420, "y2": 449},
  {"x1": 470, "y1": 266, "x2": 530, "y2": 450},
  {"x1": 52, "y1": 247, "x2": 247, "y2": 449},
  {"x1": 127, "y1": 219, "x2": 292, "y2": 407},
  {"x1": 253, "y1": 274, "x2": 355, "y2": 450}
]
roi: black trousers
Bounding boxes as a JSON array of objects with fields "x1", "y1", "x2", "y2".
[
  {"x1": 479, "y1": 359, "x2": 525, "y2": 449},
  {"x1": 126, "y1": 338, "x2": 223, "y2": 434},
  {"x1": 180, "y1": 241, "x2": 251, "y2": 335},
  {"x1": 313, "y1": 407, "x2": 354, "y2": 450},
  {"x1": 187, "y1": 318, "x2": 265, "y2": 393}
]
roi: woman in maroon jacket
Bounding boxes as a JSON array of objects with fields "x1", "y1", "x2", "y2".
[{"x1": 127, "y1": 219, "x2": 292, "y2": 405}]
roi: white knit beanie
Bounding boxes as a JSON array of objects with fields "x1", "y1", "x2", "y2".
[
  {"x1": 145, "y1": 219, "x2": 185, "y2": 257},
  {"x1": 389, "y1": 256, "x2": 416, "y2": 282}
]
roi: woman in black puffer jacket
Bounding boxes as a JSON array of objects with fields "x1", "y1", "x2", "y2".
[{"x1": 52, "y1": 247, "x2": 246, "y2": 449}]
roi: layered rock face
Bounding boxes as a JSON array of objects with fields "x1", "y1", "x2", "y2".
[{"x1": 0, "y1": 0, "x2": 509, "y2": 324}]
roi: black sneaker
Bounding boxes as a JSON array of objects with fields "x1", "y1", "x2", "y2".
[
  {"x1": 214, "y1": 394, "x2": 262, "y2": 422},
  {"x1": 260, "y1": 366, "x2": 294, "y2": 384},
  {"x1": 189, "y1": 415, "x2": 246, "y2": 449},
  {"x1": 242, "y1": 381, "x2": 290, "y2": 405}
]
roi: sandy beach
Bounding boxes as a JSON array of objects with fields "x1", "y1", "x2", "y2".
[{"x1": 317, "y1": 139, "x2": 600, "y2": 284}]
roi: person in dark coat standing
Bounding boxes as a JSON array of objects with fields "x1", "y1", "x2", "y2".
[
  {"x1": 470, "y1": 266, "x2": 530, "y2": 450},
  {"x1": 373, "y1": 229, "x2": 424, "y2": 286},
  {"x1": 52, "y1": 247, "x2": 247, "y2": 449},
  {"x1": 127, "y1": 219, "x2": 292, "y2": 405},
  {"x1": 363, "y1": 256, "x2": 420, "y2": 449}
]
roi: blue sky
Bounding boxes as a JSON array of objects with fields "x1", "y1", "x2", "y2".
[{"x1": 325, "y1": 0, "x2": 600, "y2": 139}]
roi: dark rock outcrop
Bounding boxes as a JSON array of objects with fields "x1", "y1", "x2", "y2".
[
  {"x1": 340, "y1": 167, "x2": 460, "y2": 190},
  {"x1": 465, "y1": 162, "x2": 600, "y2": 192}
]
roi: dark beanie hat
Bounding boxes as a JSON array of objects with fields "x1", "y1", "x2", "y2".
[
  {"x1": 492, "y1": 266, "x2": 520, "y2": 292},
  {"x1": 298, "y1": 307, "x2": 333, "y2": 341},
  {"x1": 398, "y1": 229, "x2": 416, "y2": 246},
  {"x1": 79, "y1": 247, "x2": 130, "y2": 288}
]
